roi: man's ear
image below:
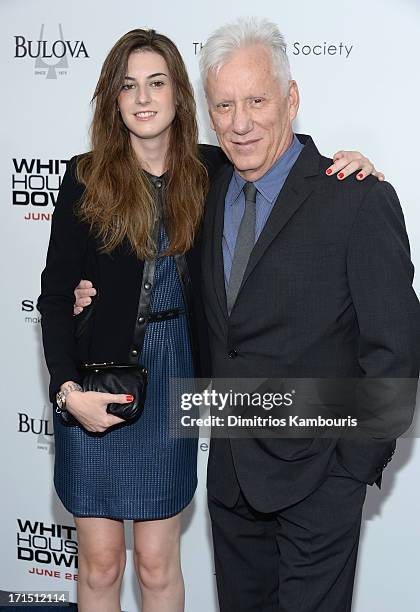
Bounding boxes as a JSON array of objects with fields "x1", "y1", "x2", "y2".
[{"x1": 288, "y1": 80, "x2": 300, "y2": 122}]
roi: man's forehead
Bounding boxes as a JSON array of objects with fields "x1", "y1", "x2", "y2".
[
  {"x1": 207, "y1": 45, "x2": 278, "y2": 87},
  {"x1": 217, "y1": 44, "x2": 272, "y2": 74},
  {"x1": 207, "y1": 68, "x2": 279, "y2": 101}
]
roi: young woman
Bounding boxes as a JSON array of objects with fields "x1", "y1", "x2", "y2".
[{"x1": 39, "y1": 28, "x2": 382, "y2": 612}]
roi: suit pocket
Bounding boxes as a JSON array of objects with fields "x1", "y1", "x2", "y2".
[
  {"x1": 255, "y1": 437, "x2": 331, "y2": 461},
  {"x1": 336, "y1": 438, "x2": 396, "y2": 484}
]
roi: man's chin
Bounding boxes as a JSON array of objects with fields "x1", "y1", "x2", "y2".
[
  {"x1": 230, "y1": 157, "x2": 261, "y2": 174},
  {"x1": 231, "y1": 160, "x2": 265, "y2": 178}
]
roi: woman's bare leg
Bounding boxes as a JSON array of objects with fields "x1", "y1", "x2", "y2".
[
  {"x1": 75, "y1": 517, "x2": 126, "y2": 612},
  {"x1": 133, "y1": 513, "x2": 184, "y2": 612}
]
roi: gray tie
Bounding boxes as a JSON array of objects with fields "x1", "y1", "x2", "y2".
[{"x1": 226, "y1": 182, "x2": 257, "y2": 315}]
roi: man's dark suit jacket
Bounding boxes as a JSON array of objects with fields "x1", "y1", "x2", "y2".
[{"x1": 202, "y1": 134, "x2": 420, "y2": 512}]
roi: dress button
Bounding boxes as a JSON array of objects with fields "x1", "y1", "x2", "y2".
[
  {"x1": 131, "y1": 349, "x2": 138, "y2": 356},
  {"x1": 138, "y1": 317, "x2": 145, "y2": 324},
  {"x1": 228, "y1": 349, "x2": 238, "y2": 359},
  {"x1": 144, "y1": 282, "x2": 152, "y2": 291},
  {"x1": 155, "y1": 180, "x2": 162, "y2": 188}
]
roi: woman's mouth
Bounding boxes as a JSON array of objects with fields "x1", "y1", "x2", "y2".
[{"x1": 134, "y1": 111, "x2": 157, "y2": 120}]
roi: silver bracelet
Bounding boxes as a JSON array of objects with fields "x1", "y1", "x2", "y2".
[
  {"x1": 56, "y1": 382, "x2": 83, "y2": 413},
  {"x1": 62, "y1": 382, "x2": 83, "y2": 398}
]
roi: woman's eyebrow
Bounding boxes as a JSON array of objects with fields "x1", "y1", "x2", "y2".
[{"x1": 124, "y1": 72, "x2": 168, "y2": 80}]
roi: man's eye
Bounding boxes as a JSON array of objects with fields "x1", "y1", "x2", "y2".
[
  {"x1": 253, "y1": 98, "x2": 263, "y2": 104},
  {"x1": 217, "y1": 103, "x2": 230, "y2": 110}
]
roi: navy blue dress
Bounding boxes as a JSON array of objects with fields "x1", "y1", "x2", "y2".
[{"x1": 53, "y1": 224, "x2": 198, "y2": 520}]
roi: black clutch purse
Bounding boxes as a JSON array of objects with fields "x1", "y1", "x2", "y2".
[
  {"x1": 61, "y1": 218, "x2": 157, "y2": 428},
  {"x1": 59, "y1": 362, "x2": 148, "y2": 426}
]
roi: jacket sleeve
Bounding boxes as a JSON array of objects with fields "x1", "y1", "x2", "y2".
[
  {"x1": 346, "y1": 180, "x2": 420, "y2": 437},
  {"x1": 37, "y1": 156, "x2": 90, "y2": 401},
  {"x1": 198, "y1": 144, "x2": 228, "y2": 180}
]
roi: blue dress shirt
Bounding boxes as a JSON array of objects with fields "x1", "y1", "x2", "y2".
[{"x1": 223, "y1": 134, "x2": 304, "y2": 287}]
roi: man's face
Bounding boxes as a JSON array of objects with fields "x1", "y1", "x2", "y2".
[{"x1": 206, "y1": 44, "x2": 299, "y2": 181}]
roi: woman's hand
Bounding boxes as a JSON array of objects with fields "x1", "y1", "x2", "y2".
[
  {"x1": 326, "y1": 150, "x2": 385, "y2": 181},
  {"x1": 65, "y1": 390, "x2": 130, "y2": 432}
]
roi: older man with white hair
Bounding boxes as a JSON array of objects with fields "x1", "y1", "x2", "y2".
[
  {"x1": 72, "y1": 17, "x2": 419, "y2": 612},
  {"x1": 199, "y1": 17, "x2": 419, "y2": 612}
]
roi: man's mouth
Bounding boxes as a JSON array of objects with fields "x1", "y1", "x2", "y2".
[{"x1": 232, "y1": 139, "x2": 261, "y2": 147}]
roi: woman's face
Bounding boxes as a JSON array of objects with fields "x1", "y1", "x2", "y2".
[{"x1": 117, "y1": 50, "x2": 176, "y2": 149}]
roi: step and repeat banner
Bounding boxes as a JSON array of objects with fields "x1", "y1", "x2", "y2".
[{"x1": 1, "y1": 0, "x2": 419, "y2": 610}]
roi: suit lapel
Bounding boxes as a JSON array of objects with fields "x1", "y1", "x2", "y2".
[
  {"x1": 241, "y1": 182, "x2": 313, "y2": 288},
  {"x1": 240, "y1": 136, "x2": 321, "y2": 292},
  {"x1": 204, "y1": 135, "x2": 322, "y2": 317},
  {"x1": 208, "y1": 164, "x2": 233, "y2": 320}
]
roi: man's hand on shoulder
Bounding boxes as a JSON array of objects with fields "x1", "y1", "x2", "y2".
[{"x1": 74, "y1": 279, "x2": 96, "y2": 315}]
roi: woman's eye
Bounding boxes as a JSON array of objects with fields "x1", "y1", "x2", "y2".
[
  {"x1": 121, "y1": 83, "x2": 135, "y2": 91},
  {"x1": 150, "y1": 81, "x2": 164, "y2": 88}
]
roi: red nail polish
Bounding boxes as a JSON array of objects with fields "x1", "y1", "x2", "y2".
[
  {"x1": 357, "y1": 173, "x2": 364, "y2": 179},
  {"x1": 126, "y1": 395, "x2": 134, "y2": 402},
  {"x1": 338, "y1": 172, "x2": 344, "y2": 179},
  {"x1": 326, "y1": 168, "x2": 332, "y2": 175}
]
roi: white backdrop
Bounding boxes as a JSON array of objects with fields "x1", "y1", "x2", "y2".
[{"x1": 1, "y1": 0, "x2": 419, "y2": 610}]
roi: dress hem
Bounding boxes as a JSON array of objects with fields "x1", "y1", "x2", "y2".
[{"x1": 55, "y1": 481, "x2": 198, "y2": 522}]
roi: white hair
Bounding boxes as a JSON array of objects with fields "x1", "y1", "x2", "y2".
[{"x1": 199, "y1": 17, "x2": 292, "y2": 93}]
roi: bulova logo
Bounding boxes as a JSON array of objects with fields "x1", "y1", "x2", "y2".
[
  {"x1": 18, "y1": 405, "x2": 54, "y2": 454},
  {"x1": 14, "y1": 24, "x2": 89, "y2": 79}
]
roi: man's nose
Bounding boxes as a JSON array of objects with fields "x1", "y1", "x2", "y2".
[
  {"x1": 135, "y1": 85, "x2": 151, "y2": 105},
  {"x1": 232, "y1": 104, "x2": 252, "y2": 134}
]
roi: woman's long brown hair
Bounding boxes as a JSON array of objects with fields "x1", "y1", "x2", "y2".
[{"x1": 77, "y1": 29, "x2": 208, "y2": 259}]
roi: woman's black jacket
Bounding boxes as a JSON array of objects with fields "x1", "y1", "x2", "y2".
[{"x1": 37, "y1": 144, "x2": 226, "y2": 401}]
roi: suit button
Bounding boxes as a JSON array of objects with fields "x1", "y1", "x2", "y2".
[
  {"x1": 228, "y1": 349, "x2": 238, "y2": 359},
  {"x1": 155, "y1": 179, "x2": 163, "y2": 188},
  {"x1": 138, "y1": 317, "x2": 145, "y2": 324},
  {"x1": 131, "y1": 349, "x2": 138, "y2": 357},
  {"x1": 144, "y1": 282, "x2": 152, "y2": 291}
]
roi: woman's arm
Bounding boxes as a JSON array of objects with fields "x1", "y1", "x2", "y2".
[
  {"x1": 37, "y1": 156, "x2": 90, "y2": 401},
  {"x1": 327, "y1": 150, "x2": 385, "y2": 181},
  {"x1": 38, "y1": 157, "x2": 133, "y2": 432}
]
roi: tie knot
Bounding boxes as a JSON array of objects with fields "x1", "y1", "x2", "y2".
[{"x1": 243, "y1": 182, "x2": 257, "y2": 203}]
